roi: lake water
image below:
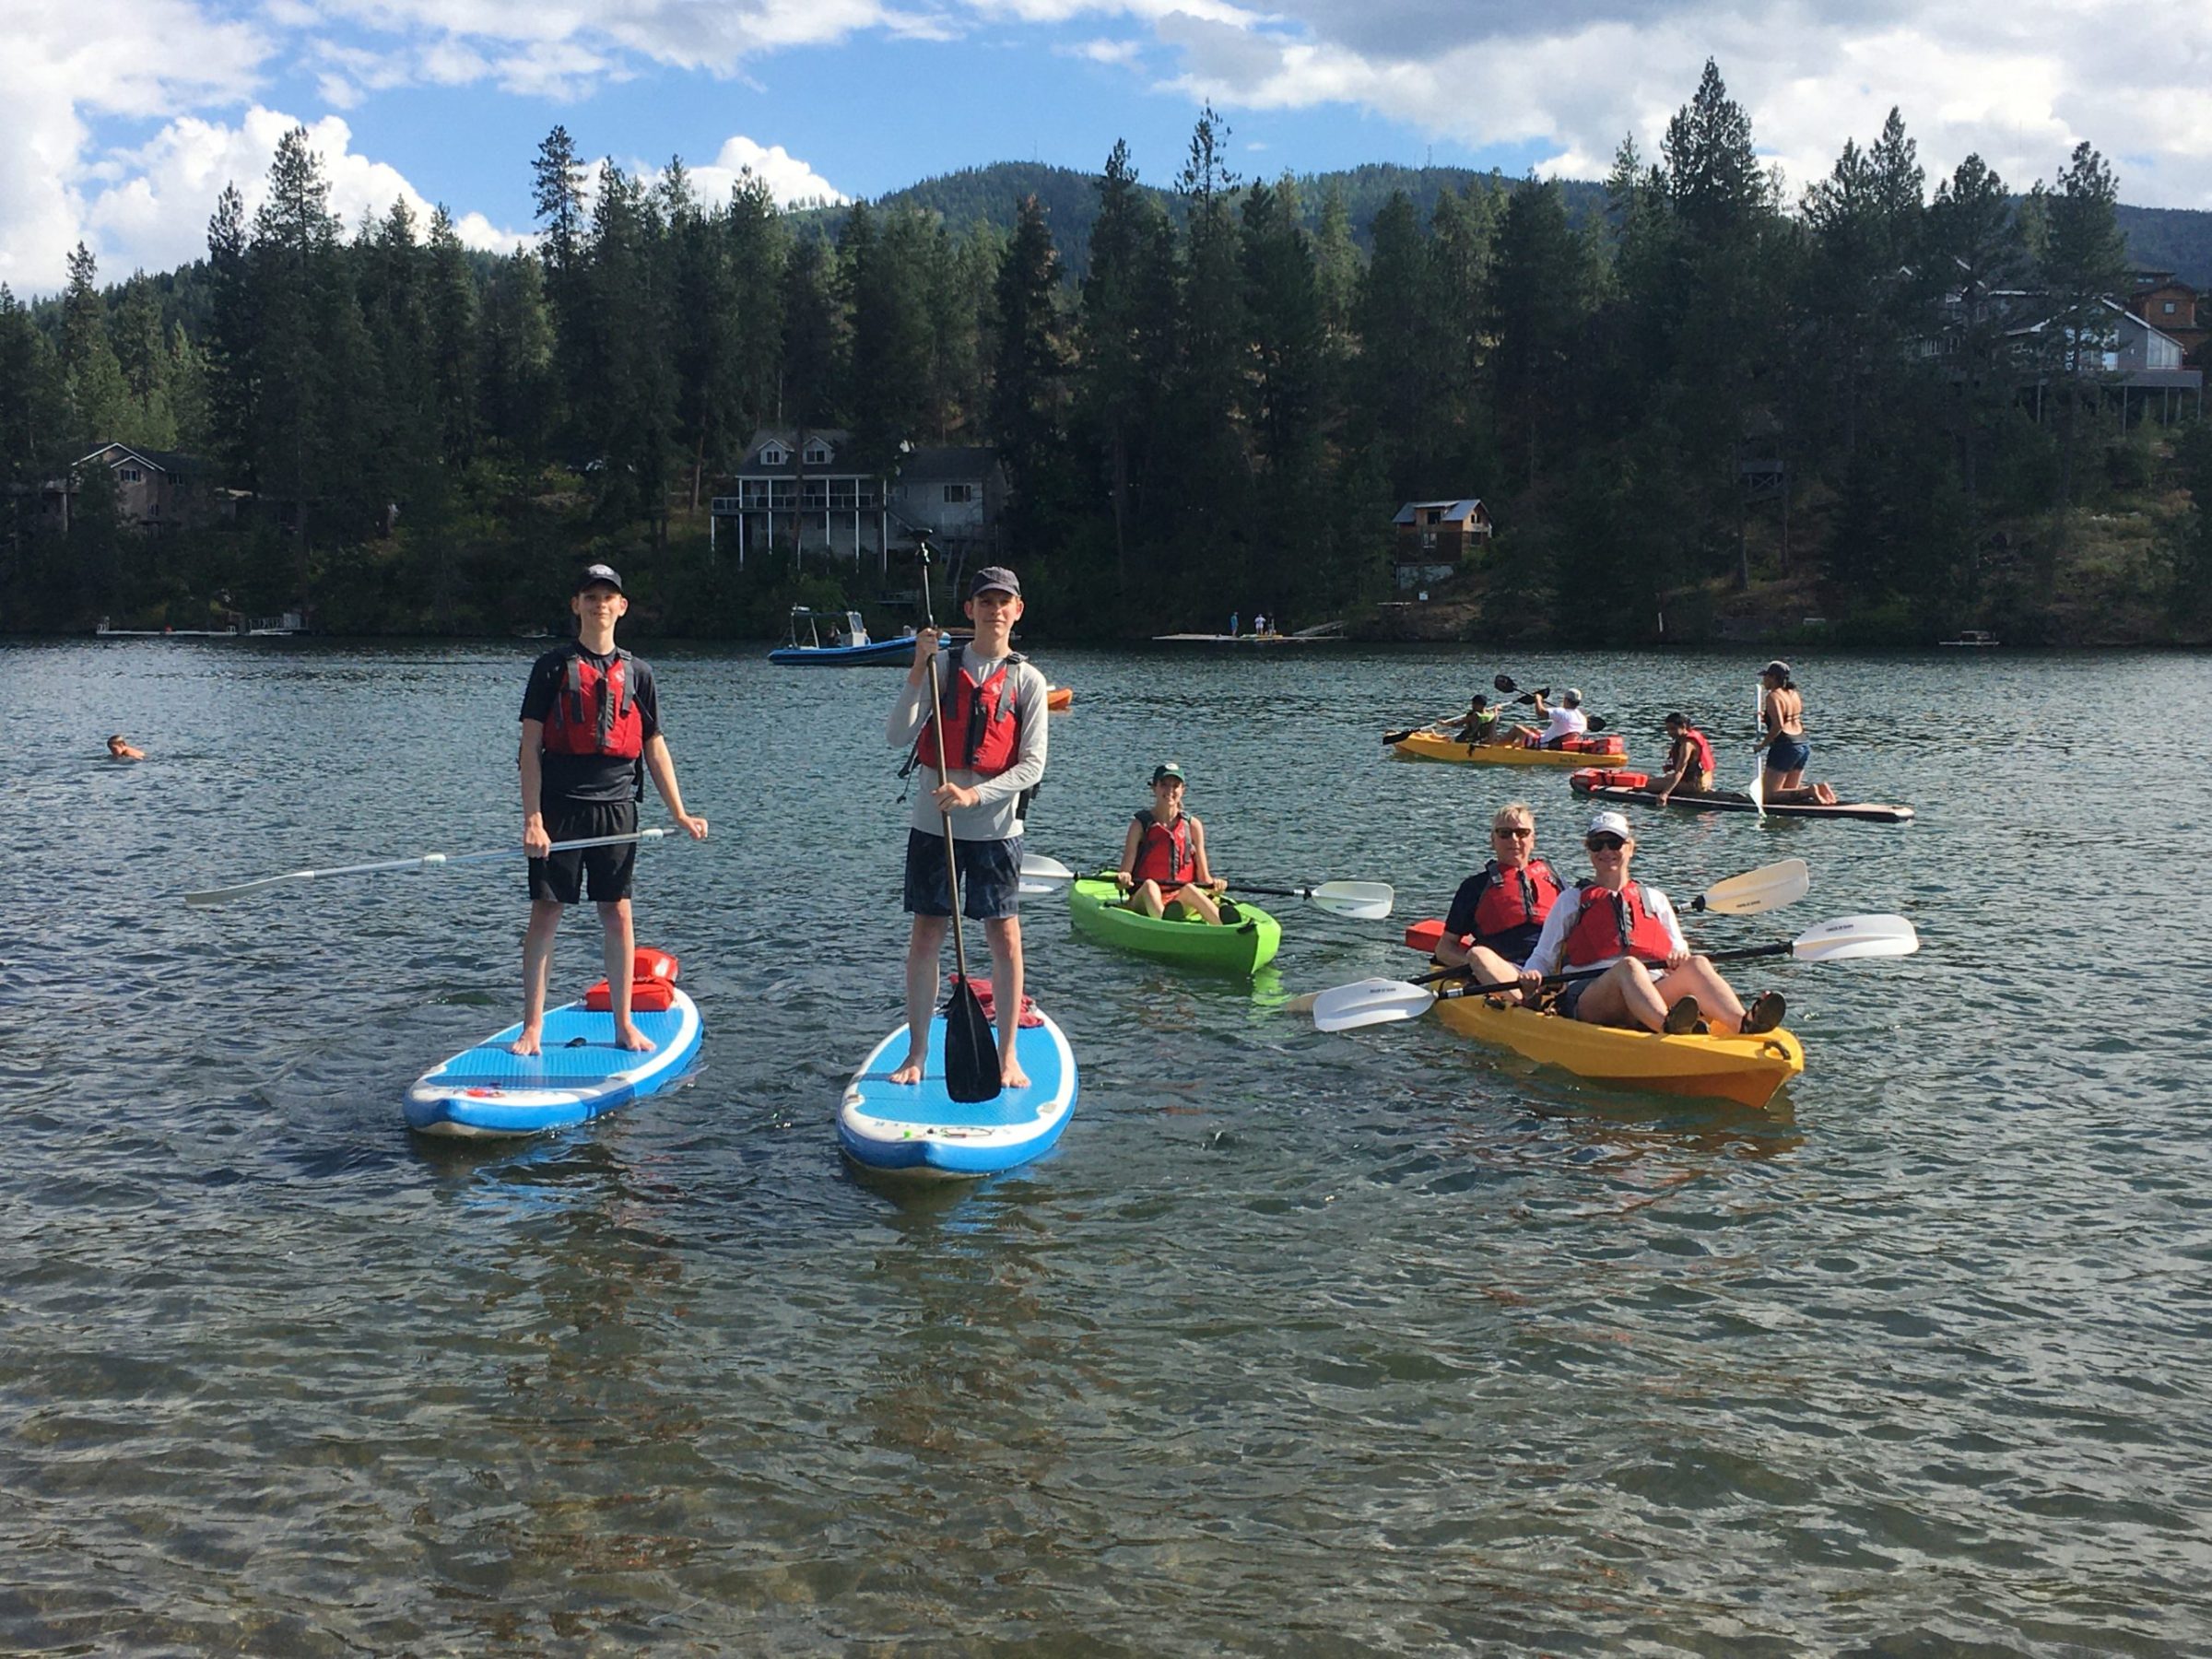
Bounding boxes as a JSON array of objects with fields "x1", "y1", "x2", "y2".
[{"x1": 6, "y1": 637, "x2": 2211, "y2": 1653}]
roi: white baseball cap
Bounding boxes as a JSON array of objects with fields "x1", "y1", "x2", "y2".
[{"x1": 1585, "y1": 810, "x2": 1633, "y2": 841}]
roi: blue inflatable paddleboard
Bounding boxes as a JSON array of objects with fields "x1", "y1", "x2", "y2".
[
  {"x1": 406, "y1": 990, "x2": 703, "y2": 1138},
  {"x1": 839, "y1": 1004, "x2": 1077, "y2": 1177}
]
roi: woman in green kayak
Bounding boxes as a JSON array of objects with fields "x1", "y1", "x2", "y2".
[{"x1": 1114, "y1": 762, "x2": 1230, "y2": 924}]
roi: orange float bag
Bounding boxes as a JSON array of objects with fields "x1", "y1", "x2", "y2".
[{"x1": 584, "y1": 947, "x2": 680, "y2": 1011}]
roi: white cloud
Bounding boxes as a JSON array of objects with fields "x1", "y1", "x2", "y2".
[{"x1": 685, "y1": 136, "x2": 852, "y2": 207}]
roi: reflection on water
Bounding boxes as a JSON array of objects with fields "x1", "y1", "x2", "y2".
[{"x1": 1, "y1": 638, "x2": 2208, "y2": 1650}]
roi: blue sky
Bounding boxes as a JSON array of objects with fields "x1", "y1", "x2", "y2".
[{"x1": 6, "y1": 0, "x2": 2207, "y2": 296}]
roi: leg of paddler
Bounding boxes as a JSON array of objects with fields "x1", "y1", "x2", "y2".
[
  {"x1": 984, "y1": 915, "x2": 1029, "y2": 1089},
  {"x1": 891, "y1": 916, "x2": 947, "y2": 1085},
  {"x1": 600, "y1": 898, "x2": 652, "y2": 1052},
  {"x1": 512, "y1": 899, "x2": 562, "y2": 1056}
]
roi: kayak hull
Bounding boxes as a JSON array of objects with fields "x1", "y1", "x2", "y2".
[
  {"x1": 1392, "y1": 730, "x2": 1629, "y2": 768},
  {"x1": 1435, "y1": 994, "x2": 1804, "y2": 1110},
  {"x1": 1067, "y1": 877, "x2": 1282, "y2": 974},
  {"x1": 840, "y1": 1007, "x2": 1077, "y2": 1177},
  {"x1": 406, "y1": 989, "x2": 703, "y2": 1137},
  {"x1": 1571, "y1": 779, "x2": 1914, "y2": 824}
]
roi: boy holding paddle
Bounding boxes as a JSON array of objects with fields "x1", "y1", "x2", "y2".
[
  {"x1": 886, "y1": 565, "x2": 1049, "y2": 1089},
  {"x1": 513, "y1": 564, "x2": 709, "y2": 1057}
]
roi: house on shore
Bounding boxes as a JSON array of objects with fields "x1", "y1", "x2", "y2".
[
  {"x1": 41, "y1": 442, "x2": 222, "y2": 535},
  {"x1": 710, "y1": 430, "x2": 1005, "y2": 571},
  {"x1": 2126, "y1": 270, "x2": 2207, "y2": 367},
  {"x1": 1392, "y1": 499, "x2": 1493, "y2": 590},
  {"x1": 2008, "y1": 299, "x2": 2205, "y2": 426}
]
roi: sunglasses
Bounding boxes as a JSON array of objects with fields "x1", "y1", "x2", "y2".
[
  {"x1": 1585, "y1": 834, "x2": 1628, "y2": 852},
  {"x1": 1491, "y1": 825, "x2": 1533, "y2": 838}
]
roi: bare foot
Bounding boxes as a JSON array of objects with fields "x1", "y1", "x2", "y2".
[
  {"x1": 614, "y1": 1021, "x2": 656, "y2": 1053},
  {"x1": 888, "y1": 1052, "x2": 926, "y2": 1085},
  {"x1": 1000, "y1": 1063, "x2": 1031, "y2": 1090},
  {"x1": 509, "y1": 1026, "x2": 543, "y2": 1057}
]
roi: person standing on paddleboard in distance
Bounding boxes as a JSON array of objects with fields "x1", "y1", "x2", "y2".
[
  {"x1": 887, "y1": 565, "x2": 1048, "y2": 1089},
  {"x1": 514, "y1": 564, "x2": 708, "y2": 1057}
]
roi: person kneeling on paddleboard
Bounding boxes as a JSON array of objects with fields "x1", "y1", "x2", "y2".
[
  {"x1": 1518, "y1": 811, "x2": 1784, "y2": 1037},
  {"x1": 1433, "y1": 800, "x2": 1562, "y2": 1002},
  {"x1": 514, "y1": 564, "x2": 709, "y2": 1057},
  {"x1": 1651, "y1": 712, "x2": 1717, "y2": 806},
  {"x1": 888, "y1": 565, "x2": 1049, "y2": 1090},
  {"x1": 1113, "y1": 762, "x2": 1230, "y2": 924}
]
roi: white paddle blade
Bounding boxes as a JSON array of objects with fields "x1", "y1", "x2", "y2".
[
  {"x1": 1699, "y1": 858, "x2": 1809, "y2": 916},
  {"x1": 1309, "y1": 880, "x2": 1395, "y2": 920},
  {"x1": 1792, "y1": 913, "x2": 1920, "y2": 961},
  {"x1": 1018, "y1": 853, "x2": 1077, "y2": 884},
  {"x1": 1311, "y1": 976, "x2": 1438, "y2": 1033},
  {"x1": 184, "y1": 874, "x2": 300, "y2": 907}
]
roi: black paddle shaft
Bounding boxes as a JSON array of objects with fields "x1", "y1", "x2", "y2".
[
  {"x1": 1428, "y1": 939, "x2": 1790, "y2": 1004},
  {"x1": 916, "y1": 539, "x2": 1002, "y2": 1100}
]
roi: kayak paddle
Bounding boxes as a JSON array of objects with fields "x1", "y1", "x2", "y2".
[
  {"x1": 1018, "y1": 855, "x2": 1392, "y2": 920},
  {"x1": 1749, "y1": 681, "x2": 1767, "y2": 819},
  {"x1": 1493, "y1": 673, "x2": 1606, "y2": 733},
  {"x1": 184, "y1": 829, "x2": 683, "y2": 907},
  {"x1": 1310, "y1": 912, "x2": 1919, "y2": 1033},
  {"x1": 917, "y1": 538, "x2": 1000, "y2": 1103},
  {"x1": 1686, "y1": 857, "x2": 1807, "y2": 914}
]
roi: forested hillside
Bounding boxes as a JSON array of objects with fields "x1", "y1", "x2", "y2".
[{"x1": 1, "y1": 63, "x2": 2207, "y2": 644}]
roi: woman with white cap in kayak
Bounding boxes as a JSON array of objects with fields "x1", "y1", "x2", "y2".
[
  {"x1": 1517, "y1": 810, "x2": 1786, "y2": 1036},
  {"x1": 1507, "y1": 688, "x2": 1588, "y2": 750}
]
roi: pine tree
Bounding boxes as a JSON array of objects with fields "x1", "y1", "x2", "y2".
[
  {"x1": 989, "y1": 194, "x2": 1070, "y2": 544},
  {"x1": 2038, "y1": 141, "x2": 2128, "y2": 507},
  {"x1": 112, "y1": 272, "x2": 177, "y2": 449},
  {"x1": 60, "y1": 244, "x2": 130, "y2": 449}
]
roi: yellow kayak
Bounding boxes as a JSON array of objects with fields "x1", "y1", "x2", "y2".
[
  {"x1": 1434, "y1": 994, "x2": 1803, "y2": 1109},
  {"x1": 1389, "y1": 728, "x2": 1630, "y2": 767}
]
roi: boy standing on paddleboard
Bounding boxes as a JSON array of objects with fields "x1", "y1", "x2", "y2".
[
  {"x1": 886, "y1": 566, "x2": 1049, "y2": 1089},
  {"x1": 514, "y1": 564, "x2": 708, "y2": 1056}
]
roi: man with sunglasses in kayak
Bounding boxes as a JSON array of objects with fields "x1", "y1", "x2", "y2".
[
  {"x1": 1433, "y1": 800, "x2": 1562, "y2": 1003},
  {"x1": 1518, "y1": 810, "x2": 1784, "y2": 1036}
]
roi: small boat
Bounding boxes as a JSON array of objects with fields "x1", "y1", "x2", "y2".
[
  {"x1": 405, "y1": 950, "x2": 703, "y2": 1137},
  {"x1": 839, "y1": 983, "x2": 1077, "y2": 1177},
  {"x1": 1940, "y1": 629, "x2": 2000, "y2": 647},
  {"x1": 1392, "y1": 728, "x2": 1630, "y2": 768},
  {"x1": 1046, "y1": 685, "x2": 1073, "y2": 712},
  {"x1": 1151, "y1": 621, "x2": 1346, "y2": 645},
  {"x1": 1433, "y1": 994, "x2": 1804, "y2": 1110},
  {"x1": 1067, "y1": 877, "x2": 1281, "y2": 975},
  {"x1": 1569, "y1": 771, "x2": 1913, "y2": 825},
  {"x1": 768, "y1": 606, "x2": 947, "y2": 666}
]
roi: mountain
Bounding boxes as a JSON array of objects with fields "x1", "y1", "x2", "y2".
[{"x1": 842, "y1": 159, "x2": 2212, "y2": 288}]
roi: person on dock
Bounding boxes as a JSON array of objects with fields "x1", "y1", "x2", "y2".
[
  {"x1": 1508, "y1": 688, "x2": 1588, "y2": 749},
  {"x1": 1114, "y1": 763, "x2": 1230, "y2": 924},
  {"x1": 514, "y1": 564, "x2": 709, "y2": 1058},
  {"x1": 1520, "y1": 811, "x2": 1784, "y2": 1036},
  {"x1": 888, "y1": 566, "x2": 1050, "y2": 1090},
  {"x1": 1253, "y1": 612, "x2": 1268, "y2": 636},
  {"x1": 1758, "y1": 662, "x2": 1839, "y2": 806},
  {"x1": 106, "y1": 735, "x2": 146, "y2": 760},
  {"x1": 1229, "y1": 611, "x2": 1240, "y2": 639},
  {"x1": 1650, "y1": 712, "x2": 1717, "y2": 806},
  {"x1": 1434, "y1": 800, "x2": 1563, "y2": 1001}
]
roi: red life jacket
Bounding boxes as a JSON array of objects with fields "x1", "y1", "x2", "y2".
[
  {"x1": 1130, "y1": 810, "x2": 1196, "y2": 887},
  {"x1": 1672, "y1": 724, "x2": 1716, "y2": 778},
  {"x1": 1471, "y1": 857, "x2": 1563, "y2": 947},
  {"x1": 540, "y1": 648, "x2": 641, "y2": 759},
  {"x1": 1560, "y1": 880, "x2": 1676, "y2": 968},
  {"x1": 913, "y1": 654, "x2": 1026, "y2": 779}
]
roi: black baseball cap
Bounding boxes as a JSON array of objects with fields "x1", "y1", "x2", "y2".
[
  {"x1": 968, "y1": 566, "x2": 1020, "y2": 599},
  {"x1": 575, "y1": 563, "x2": 625, "y2": 594}
]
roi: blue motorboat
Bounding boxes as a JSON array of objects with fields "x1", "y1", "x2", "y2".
[{"x1": 767, "y1": 606, "x2": 949, "y2": 665}]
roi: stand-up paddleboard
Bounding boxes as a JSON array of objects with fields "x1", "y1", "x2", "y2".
[
  {"x1": 840, "y1": 987, "x2": 1077, "y2": 1178},
  {"x1": 406, "y1": 956, "x2": 702, "y2": 1138}
]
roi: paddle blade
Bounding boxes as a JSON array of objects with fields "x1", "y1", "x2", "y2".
[
  {"x1": 1382, "y1": 728, "x2": 1416, "y2": 746},
  {"x1": 1307, "y1": 880, "x2": 1395, "y2": 920},
  {"x1": 1696, "y1": 858, "x2": 1810, "y2": 916},
  {"x1": 1018, "y1": 853, "x2": 1076, "y2": 885},
  {"x1": 1492, "y1": 674, "x2": 1517, "y2": 693},
  {"x1": 941, "y1": 975, "x2": 1002, "y2": 1101},
  {"x1": 1312, "y1": 976, "x2": 1437, "y2": 1032},
  {"x1": 1791, "y1": 913, "x2": 1920, "y2": 962}
]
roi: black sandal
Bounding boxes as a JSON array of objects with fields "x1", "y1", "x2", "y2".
[
  {"x1": 1741, "y1": 991, "x2": 1786, "y2": 1035},
  {"x1": 1663, "y1": 995, "x2": 1702, "y2": 1035}
]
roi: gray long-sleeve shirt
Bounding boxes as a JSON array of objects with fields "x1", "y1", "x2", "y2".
[{"x1": 888, "y1": 647, "x2": 1050, "y2": 841}]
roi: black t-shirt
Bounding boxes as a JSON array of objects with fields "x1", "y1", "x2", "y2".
[{"x1": 521, "y1": 643, "x2": 662, "y2": 807}]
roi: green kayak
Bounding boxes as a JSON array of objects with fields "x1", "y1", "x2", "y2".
[{"x1": 1067, "y1": 877, "x2": 1282, "y2": 975}]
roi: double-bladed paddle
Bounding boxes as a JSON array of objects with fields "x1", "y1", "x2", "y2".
[
  {"x1": 1492, "y1": 674, "x2": 1609, "y2": 733},
  {"x1": 183, "y1": 829, "x2": 683, "y2": 907},
  {"x1": 1309, "y1": 912, "x2": 1920, "y2": 1033},
  {"x1": 917, "y1": 540, "x2": 1001, "y2": 1103},
  {"x1": 1018, "y1": 854, "x2": 1394, "y2": 921}
]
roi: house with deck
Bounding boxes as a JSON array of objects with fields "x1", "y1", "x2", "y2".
[
  {"x1": 1392, "y1": 499, "x2": 1493, "y2": 590},
  {"x1": 41, "y1": 442, "x2": 217, "y2": 535},
  {"x1": 710, "y1": 431, "x2": 1005, "y2": 571}
]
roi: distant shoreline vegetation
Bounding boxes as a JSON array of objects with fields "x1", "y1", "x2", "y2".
[{"x1": 2, "y1": 60, "x2": 2207, "y2": 648}]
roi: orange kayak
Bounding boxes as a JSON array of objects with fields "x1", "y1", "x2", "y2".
[{"x1": 1047, "y1": 686, "x2": 1072, "y2": 712}]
